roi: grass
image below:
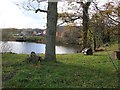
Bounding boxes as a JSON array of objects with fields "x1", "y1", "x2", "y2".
[
  {"x1": 25, "y1": 36, "x2": 45, "y2": 43},
  {"x1": 14, "y1": 36, "x2": 45, "y2": 43},
  {"x1": 2, "y1": 51, "x2": 119, "y2": 88}
]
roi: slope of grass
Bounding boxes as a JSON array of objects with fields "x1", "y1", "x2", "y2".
[
  {"x1": 2, "y1": 51, "x2": 119, "y2": 88},
  {"x1": 25, "y1": 36, "x2": 45, "y2": 43}
]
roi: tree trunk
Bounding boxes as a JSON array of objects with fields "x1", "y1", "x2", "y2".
[
  {"x1": 118, "y1": 2, "x2": 120, "y2": 51},
  {"x1": 118, "y1": 23, "x2": 120, "y2": 51},
  {"x1": 93, "y1": 35, "x2": 96, "y2": 51},
  {"x1": 82, "y1": 2, "x2": 91, "y2": 49},
  {"x1": 45, "y1": 2, "x2": 58, "y2": 61}
]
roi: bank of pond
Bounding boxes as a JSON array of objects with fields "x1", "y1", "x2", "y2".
[{"x1": 1, "y1": 41, "x2": 81, "y2": 54}]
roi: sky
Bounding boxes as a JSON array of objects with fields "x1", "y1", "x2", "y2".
[
  {"x1": 0, "y1": 0, "x2": 114, "y2": 29},
  {"x1": 0, "y1": 0, "x2": 47, "y2": 29}
]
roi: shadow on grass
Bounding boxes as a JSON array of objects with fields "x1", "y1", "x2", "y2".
[{"x1": 2, "y1": 58, "x2": 118, "y2": 88}]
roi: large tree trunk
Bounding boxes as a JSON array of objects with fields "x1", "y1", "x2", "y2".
[
  {"x1": 45, "y1": 2, "x2": 58, "y2": 61},
  {"x1": 82, "y1": 2, "x2": 91, "y2": 49}
]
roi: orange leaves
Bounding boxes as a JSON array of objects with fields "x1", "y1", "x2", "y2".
[
  {"x1": 100, "y1": 10, "x2": 113, "y2": 15},
  {"x1": 103, "y1": 2, "x2": 114, "y2": 8},
  {"x1": 101, "y1": 1, "x2": 119, "y2": 15},
  {"x1": 58, "y1": 12, "x2": 68, "y2": 18}
]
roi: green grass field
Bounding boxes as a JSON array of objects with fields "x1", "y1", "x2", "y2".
[{"x1": 2, "y1": 50, "x2": 119, "y2": 88}]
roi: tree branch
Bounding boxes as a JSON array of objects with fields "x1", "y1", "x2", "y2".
[
  {"x1": 35, "y1": 9, "x2": 47, "y2": 13},
  {"x1": 86, "y1": 2, "x2": 91, "y2": 7},
  {"x1": 107, "y1": 14, "x2": 120, "y2": 23},
  {"x1": 93, "y1": 2, "x2": 119, "y2": 24},
  {"x1": 57, "y1": 16, "x2": 81, "y2": 26}
]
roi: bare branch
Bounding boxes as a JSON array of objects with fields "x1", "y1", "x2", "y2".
[
  {"x1": 35, "y1": 8, "x2": 47, "y2": 13},
  {"x1": 93, "y1": 1, "x2": 119, "y2": 24},
  {"x1": 28, "y1": 0, "x2": 36, "y2": 10},
  {"x1": 22, "y1": 0, "x2": 36, "y2": 11},
  {"x1": 107, "y1": 14, "x2": 120, "y2": 23},
  {"x1": 57, "y1": 16, "x2": 81, "y2": 26},
  {"x1": 1, "y1": 42, "x2": 12, "y2": 53},
  {"x1": 16, "y1": 0, "x2": 48, "y2": 13},
  {"x1": 86, "y1": 2, "x2": 91, "y2": 6},
  {"x1": 57, "y1": 21, "x2": 66, "y2": 26}
]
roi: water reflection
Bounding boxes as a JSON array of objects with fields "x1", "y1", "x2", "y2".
[{"x1": 0, "y1": 41, "x2": 77, "y2": 54}]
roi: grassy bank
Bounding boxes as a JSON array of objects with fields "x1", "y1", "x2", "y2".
[
  {"x1": 2, "y1": 36, "x2": 45, "y2": 44},
  {"x1": 25, "y1": 36, "x2": 45, "y2": 43},
  {"x1": 2, "y1": 51, "x2": 119, "y2": 88}
]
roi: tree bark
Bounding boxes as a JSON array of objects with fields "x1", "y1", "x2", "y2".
[
  {"x1": 45, "y1": 2, "x2": 58, "y2": 61},
  {"x1": 118, "y1": 2, "x2": 120, "y2": 51},
  {"x1": 93, "y1": 34, "x2": 96, "y2": 51},
  {"x1": 82, "y1": 2, "x2": 91, "y2": 49}
]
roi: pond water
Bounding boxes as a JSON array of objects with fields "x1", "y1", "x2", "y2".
[{"x1": 0, "y1": 41, "x2": 78, "y2": 54}]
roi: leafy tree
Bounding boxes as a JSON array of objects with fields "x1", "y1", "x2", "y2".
[
  {"x1": 58, "y1": 1, "x2": 119, "y2": 50},
  {"x1": 93, "y1": 0, "x2": 120, "y2": 50},
  {"x1": 81, "y1": 1, "x2": 91, "y2": 48},
  {"x1": 20, "y1": 0, "x2": 58, "y2": 61},
  {"x1": 58, "y1": 1, "x2": 91, "y2": 48},
  {"x1": 90, "y1": 13, "x2": 106, "y2": 51},
  {"x1": 61, "y1": 25, "x2": 82, "y2": 45}
]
